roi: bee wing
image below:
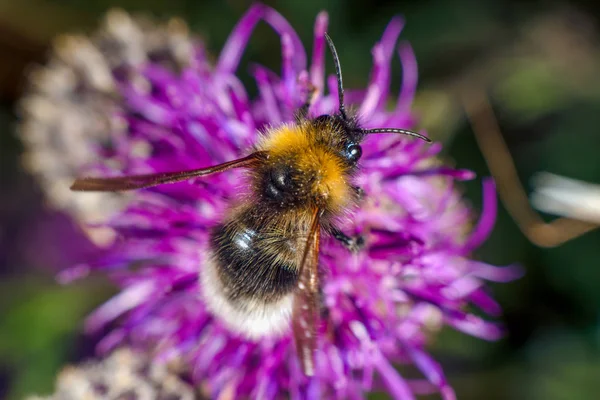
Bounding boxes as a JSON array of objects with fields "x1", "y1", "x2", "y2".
[
  {"x1": 292, "y1": 208, "x2": 322, "y2": 376},
  {"x1": 70, "y1": 152, "x2": 264, "y2": 192}
]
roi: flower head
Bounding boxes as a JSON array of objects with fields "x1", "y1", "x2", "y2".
[
  {"x1": 32, "y1": 5, "x2": 520, "y2": 399},
  {"x1": 28, "y1": 349, "x2": 196, "y2": 400},
  {"x1": 18, "y1": 8, "x2": 197, "y2": 244}
]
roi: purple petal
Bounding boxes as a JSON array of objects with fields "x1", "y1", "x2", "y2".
[
  {"x1": 310, "y1": 11, "x2": 329, "y2": 93},
  {"x1": 359, "y1": 16, "x2": 404, "y2": 119},
  {"x1": 56, "y1": 264, "x2": 90, "y2": 284},
  {"x1": 463, "y1": 178, "x2": 497, "y2": 252},
  {"x1": 468, "y1": 288, "x2": 503, "y2": 316},
  {"x1": 406, "y1": 347, "x2": 456, "y2": 400},
  {"x1": 397, "y1": 42, "x2": 418, "y2": 112},
  {"x1": 469, "y1": 261, "x2": 524, "y2": 282},
  {"x1": 281, "y1": 33, "x2": 298, "y2": 108},
  {"x1": 85, "y1": 281, "x2": 155, "y2": 333},
  {"x1": 446, "y1": 313, "x2": 505, "y2": 340},
  {"x1": 373, "y1": 351, "x2": 415, "y2": 400},
  {"x1": 251, "y1": 65, "x2": 283, "y2": 124},
  {"x1": 217, "y1": 4, "x2": 306, "y2": 75}
]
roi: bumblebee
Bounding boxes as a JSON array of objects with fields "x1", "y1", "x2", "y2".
[{"x1": 71, "y1": 34, "x2": 430, "y2": 375}]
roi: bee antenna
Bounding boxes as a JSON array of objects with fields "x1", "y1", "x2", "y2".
[
  {"x1": 324, "y1": 33, "x2": 348, "y2": 121},
  {"x1": 360, "y1": 128, "x2": 431, "y2": 143}
]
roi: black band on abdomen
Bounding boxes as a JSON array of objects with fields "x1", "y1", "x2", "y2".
[{"x1": 210, "y1": 222, "x2": 299, "y2": 304}]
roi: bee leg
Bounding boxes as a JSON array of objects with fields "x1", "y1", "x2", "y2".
[
  {"x1": 331, "y1": 228, "x2": 365, "y2": 253},
  {"x1": 318, "y1": 283, "x2": 329, "y2": 317},
  {"x1": 352, "y1": 185, "x2": 365, "y2": 201},
  {"x1": 297, "y1": 82, "x2": 318, "y2": 119},
  {"x1": 298, "y1": 102, "x2": 310, "y2": 119}
]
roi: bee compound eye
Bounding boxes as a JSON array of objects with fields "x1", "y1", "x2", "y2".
[{"x1": 345, "y1": 144, "x2": 362, "y2": 164}]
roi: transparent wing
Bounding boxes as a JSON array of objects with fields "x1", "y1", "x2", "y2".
[
  {"x1": 70, "y1": 152, "x2": 264, "y2": 192},
  {"x1": 292, "y1": 208, "x2": 321, "y2": 376}
]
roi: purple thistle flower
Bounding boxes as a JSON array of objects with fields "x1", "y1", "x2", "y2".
[{"x1": 50, "y1": 5, "x2": 520, "y2": 399}]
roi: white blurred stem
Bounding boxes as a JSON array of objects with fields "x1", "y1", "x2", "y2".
[
  {"x1": 531, "y1": 172, "x2": 600, "y2": 224},
  {"x1": 462, "y1": 88, "x2": 599, "y2": 247}
]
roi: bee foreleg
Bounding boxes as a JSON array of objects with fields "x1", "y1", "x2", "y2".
[
  {"x1": 331, "y1": 228, "x2": 365, "y2": 253},
  {"x1": 297, "y1": 81, "x2": 319, "y2": 120},
  {"x1": 298, "y1": 102, "x2": 310, "y2": 119}
]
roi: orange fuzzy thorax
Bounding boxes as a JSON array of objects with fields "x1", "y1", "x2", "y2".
[{"x1": 257, "y1": 122, "x2": 352, "y2": 214}]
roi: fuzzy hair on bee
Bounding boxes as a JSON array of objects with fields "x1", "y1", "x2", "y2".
[
  {"x1": 254, "y1": 118, "x2": 362, "y2": 215},
  {"x1": 70, "y1": 33, "x2": 430, "y2": 376}
]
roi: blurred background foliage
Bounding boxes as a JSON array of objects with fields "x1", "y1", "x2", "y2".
[{"x1": 1, "y1": 0, "x2": 600, "y2": 399}]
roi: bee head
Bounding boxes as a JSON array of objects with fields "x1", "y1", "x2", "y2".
[
  {"x1": 312, "y1": 114, "x2": 364, "y2": 168},
  {"x1": 252, "y1": 33, "x2": 431, "y2": 213}
]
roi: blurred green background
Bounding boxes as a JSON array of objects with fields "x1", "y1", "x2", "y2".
[{"x1": 1, "y1": 0, "x2": 600, "y2": 399}]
